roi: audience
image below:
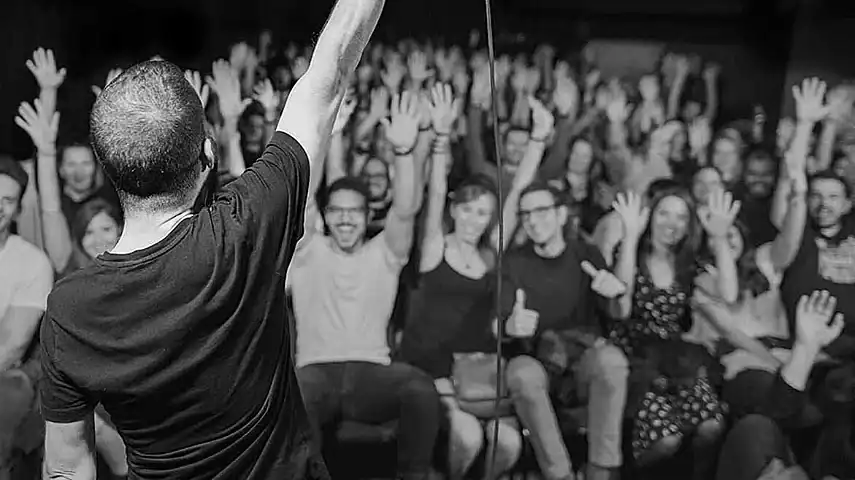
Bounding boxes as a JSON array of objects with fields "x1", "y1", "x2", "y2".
[{"x1": 2, "y1": 20, "x2": 855, "y2": 480}]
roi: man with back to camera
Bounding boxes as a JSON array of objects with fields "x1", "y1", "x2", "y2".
[{"x1": 38, "y1": 1, "x2": 386, "y2": 479}]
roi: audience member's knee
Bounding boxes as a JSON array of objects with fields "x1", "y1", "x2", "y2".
[
  {"x1": 729, "y1": 414, "x2": 779, "y2": 444},
  {"x1": 644, "y1": 435, "x2": 683, "y2": 463},
  {"x1": 484, "y1": 419, "x2": 522, "y2": 471},
  {"x1": 448, "y1": 410, "x2": 484, "y2": 470},
  {"x1": 506, "y1": 356, "x2": 548, "y2": 394},
  {"x1": 593, "y1": 345, "x2": 629, "y2": 375},
  {"x1": 694, "y1": 419, "x2": 725, "y2": 446}
]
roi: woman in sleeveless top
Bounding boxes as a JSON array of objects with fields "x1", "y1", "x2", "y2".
[
  {"x1": 610, "y1": 188, "x2": 740, "y2": 479},
  {"x1": 399, "y1": 84, "x2": 547, "y2": 479}
]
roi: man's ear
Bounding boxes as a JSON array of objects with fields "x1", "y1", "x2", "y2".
[{"x1": 201, "y1": 136, "x2": 218, "y2": 171}]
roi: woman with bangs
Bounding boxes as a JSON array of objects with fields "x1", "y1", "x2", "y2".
[
  {"x1": 399, "y1": 84, "x2": 547, "y2": 479},
  {"x1": 610, "y1": 185, "x2": 740, "y2": 478}
]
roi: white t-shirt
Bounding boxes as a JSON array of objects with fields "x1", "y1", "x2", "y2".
[
  {"x1": 289, "y1": 232, "x2": 406, "y2": 368},
  {"x1": 0, "y1": 234, "x2": 53, "y2": 328}
]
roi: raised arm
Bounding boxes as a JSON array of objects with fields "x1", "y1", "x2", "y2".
[
  {"x1": 612, "y1": 192, "x2": 649, "y2": 319},
  {"x1": 277, "y1": 0, "x2": 386, "y2": 189},
  {"x1": 698, "y1": 189, "x2": 741, "y2": 304}
]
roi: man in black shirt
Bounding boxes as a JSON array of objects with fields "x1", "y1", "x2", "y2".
[
  {"x1": 498, "y1": 183, "x2": 628, "y2": 480},
  {"x1": 39, "y1": 1, "x2": 386, "y2": 479}
]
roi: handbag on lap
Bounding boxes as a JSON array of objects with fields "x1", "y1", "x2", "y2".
[{"x1": 451, "y1": 352, "x2": 514, "y2": 418}]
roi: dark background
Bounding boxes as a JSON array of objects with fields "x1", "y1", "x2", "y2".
[{"x1": 0, "y1": 0, "x2": 852, "y2": 156}]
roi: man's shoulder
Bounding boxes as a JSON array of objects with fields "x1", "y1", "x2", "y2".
[{"x1": 7, "y1": 235, "x2": 51, "y2": 275}]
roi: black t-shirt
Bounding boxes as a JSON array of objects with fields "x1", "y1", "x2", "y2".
[
  {"x1": 498, "y1": 239, "x2": 609, "y2": 342},
  {"x1": 60, "y1": 181, "x2": 121, "y2": 225},
  {"x1": 780, "y1": 217, "x2": 855, "y2": 358},
  {"x1": 40, "y1": 132, "x2": 328, "y2": 480}
]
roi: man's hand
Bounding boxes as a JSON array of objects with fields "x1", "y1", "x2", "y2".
[
  {"x1": 26, "y1": 47, "x2": 66, "y2": 91},
  {"x1": 332, "y1": 92, "x2": 358, "y2": 135},
  {"x1": 184, "y1": 70, "x2": 210, "y2": 108},
  {"x1": 581, "y1": 261, "x2": 626, "y2": 299},
  {"x1": 380, "y1": 91, "x2": 420, "y2": 154},
  {"x1": 506, "y1": 289, "x2": 539, "y2": 338},
  {"x1": 252, "y1": 78, "x2": 279, "y2": 116},
  {"x1": 795, "y1": 290, "x2": 845, "y2": 350},
  {"x1": 427, "y1": 83, "x2": 460, "y2": 136},
  {"x1": 14, "y1": 98, "x2": 59, "y2": 154},
  {"x1": 793, "y1": 77, "x2": 831, "y2": 125}
]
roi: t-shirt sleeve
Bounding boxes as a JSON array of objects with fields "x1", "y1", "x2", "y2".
[
  {"x1": 39, "y1": 318, "x2": 97, "y2": 423},
  {"x1": 216, "y1": 132, "x2": 311, "y2": 274},
  {"x1": 12, "y1": 249, "x2": 53, "y2": 310}
]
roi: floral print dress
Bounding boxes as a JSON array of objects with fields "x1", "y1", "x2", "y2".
[{"x1": 610, "y1": 272, "x2": 726, "y2": 458}]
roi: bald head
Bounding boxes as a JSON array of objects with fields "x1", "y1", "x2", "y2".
[{"x1": 90, "y1": 60, "x2": 206, "y2": 211}]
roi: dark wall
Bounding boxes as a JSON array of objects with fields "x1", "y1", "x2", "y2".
[{"x1": 0, "y1": 0, "x2": 799, "y2": 155}]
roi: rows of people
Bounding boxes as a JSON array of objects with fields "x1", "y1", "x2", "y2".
[{"x1": 1, "y1": 28, "x2": 854, "y2": 480}]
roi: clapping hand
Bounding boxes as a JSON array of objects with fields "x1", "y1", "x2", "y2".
[
  {"x1": 581, "y1": 261, "x2": 627, "y2": 299},
  {"x1": 14, "y1": 98, "x2": 59, "y2": 154},
  {"x1": 612, "y1": 191, "x2": 650, "y2": 242},
  {"x1": 27, "y1": 47, "x2": 66, "y2": 90},
  {"x1": 506, "y1": 289, "x2": 539, "y2": 338},
  {"x1": 697, "y1": 189, "x2": 741, "y2": 239},
  {"x1": 795, "y1": 290, "x2": 845, "y2": 349},
  {"x1": 381, "y1": 91, "x2": 421, "y2": 154}
]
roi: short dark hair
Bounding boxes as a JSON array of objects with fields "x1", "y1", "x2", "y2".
[
  {"x1": 810, "y1": 170, "x2": 852, "y2": 199},
  {"x1": 519, "y1": 181, "x2": 564, "y2": 205},
  {"x1": 323, "y1": 176, "x2": 371, "y2": 209},
  {"x1": 90, "y1": 60, "x2": 206, "y2": 212},
  {"x1": 0, "y1": 156, "x2": 29, "y2": 205}
]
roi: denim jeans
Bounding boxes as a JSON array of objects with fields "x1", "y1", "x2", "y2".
[
  {"x1": 716, "y1": 415, "x2": 793, "y2": 480},
  {"x1": 505, "y1": 344, "x2": 629, "y2": 480},
  {"x1": 297, "y1": 361, "x2": 441, "y2": 480}
]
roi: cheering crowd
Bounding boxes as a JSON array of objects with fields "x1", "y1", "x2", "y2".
[{"x1": 1, "y1": 23, "x2": 855, "y2": 480}]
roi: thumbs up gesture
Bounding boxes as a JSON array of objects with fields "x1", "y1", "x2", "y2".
[
  {"x1": 506, "y1": 289, "x2": 540, "y2": 338},
  {"x1": 582, "y1": 261, "x2": 627, "y2": 299}
]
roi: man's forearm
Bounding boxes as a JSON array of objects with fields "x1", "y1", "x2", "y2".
[{"x1": 304, "y1": 0, "x2": 385, "y2": 99}]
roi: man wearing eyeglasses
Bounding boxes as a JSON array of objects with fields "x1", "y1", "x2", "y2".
[
  {"x1": 288, "y1": 92, "x2": 441, "y2": 480},
  {"x1": 496, "y1": 182, "x2": 629, "y2": 480}
]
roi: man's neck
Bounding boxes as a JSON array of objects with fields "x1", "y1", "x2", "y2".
[
  {"x1": 111, "y1": 208, "x2": 193, "y2": 255},
  {"x1": 534, "y1": 236, "x2": 566, "y2": 258}
]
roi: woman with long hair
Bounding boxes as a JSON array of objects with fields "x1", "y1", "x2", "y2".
[
  {"x1": 610, "y1": 186, "x2": 740, "y2": 478},
  {"x1": 399, "y1": 84, "x2": 549, "y2": 479}
]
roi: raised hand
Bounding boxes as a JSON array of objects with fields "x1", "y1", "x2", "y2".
[
  {"x1": 428, "y1": 83, "x2": 460, "y2": 135},
  {"x1": 581, "y1": 261, "x2": 627, "y2": 299},
  {"x1": 795, "y1": 291, "x2": 845, "y2": 349},
  {"x1": 470, "y1": 67, "x2": 492, "y2": 110},
  {"x1": 605, "y1": 91, "x2": 632, "y2": 124},
  {"x1": 252, "y1": 78, "x2": 278, "y2": 113},
  {"x1": 698, "y1": 189, "x2": 741, "y2": 238},
  {"x1": 613, "y1": 191, "x2": 650, "y2": 241},
  {"x1": 229, "y1": 42, "x2": 250, "y2": 72},
  {"x1": 184, "y1": 70, "x2": 210, "y2": 107},
  {"x1": 368, "y1": 87, "x2": 391, "y2": 120},
  {"x1": 529, "y1": 96, "x2": 555, "y2": 139},
  {"x1": 793, "y1": 77, "x2": 831, "y2": 124},
  {"x1": 552, "y1": 76, "x2": 579, "y2": 117},
  {"x1": 638, "y1": 74, "x2": 660, "y2": 103},
  {"x1": 26, "y1": 48, "x2": 66, "y2": 90},
  {"x1": 14, "y1": 98, "x2": 59, "y2": 153},
  {"x1": 506, "y1": 289, "x2": 539, "y2": 338},
  {"x1": 381, "y1": 91, "x2": 421, "y2": 153},
  {"x1": 494, "y1": 55, "x2": 512, "y2": 89},
  {"x1": 688, "y1": 117, "x2": 712, "y2": 154},
  {"x1": 702, "y1": 62, "x2": 721, "y2": 83},
  {"x1": 206, "y1": 60, "x2": 251, "y2": 120},
  {"x1": 91, "y1": 68, "x2": 124, "y2": 97},
  {"x1": 356, "y1": 62, "x2": 374, "y2": 86}
]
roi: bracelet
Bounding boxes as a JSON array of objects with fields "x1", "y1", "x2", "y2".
[
  {"x1": 38, "y1": 150, "x2": 57, "y2": 157},
  {"x1": 394, "y1": 146, "x2": 415, "y2": 156},
  {"x1": 530, "y1": 136, "x2": 548, "y2": 143},
  {"x1": 419, "y1": 125, "x2": 432, "y2": 132}
]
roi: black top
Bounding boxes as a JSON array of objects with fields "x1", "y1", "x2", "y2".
[
  {"x1": 400, "y1": 255, "x2": 495, "y2": 378},
  {"x1": 40, "y1": 132, "x2": 328, "y2": 480},
  {"x1": 498, "y1": 239, "x2": 609, "y2": 351},
  {"x1": 60, "y1": 180, "x2": 121, "y2": 225},
  {"x1": 780, "y1": 217, "x2": 855, "y2": 359}
]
